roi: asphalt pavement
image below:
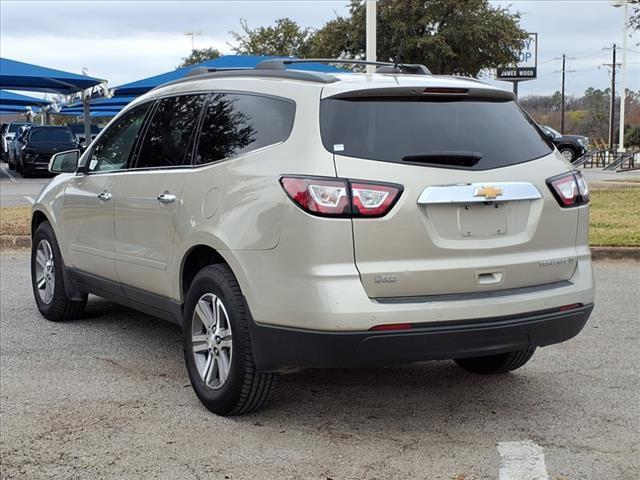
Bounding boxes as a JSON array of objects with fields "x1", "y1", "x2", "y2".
[
  {"x1": 1, "y1": 250, "x2": 638, "y2": 480},
  {"x1": 0, "y1": 163, "x2": 51, "y2": 207}
]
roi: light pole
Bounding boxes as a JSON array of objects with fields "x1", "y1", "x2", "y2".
[
  {"x1": 366, "y1": 0, "x2": 377, "y2": 74},
  {"x1": 185, "y1": 31, "x2": 202, "y2": 52},
  {"x1": 611, "y1": 0, "x2": 628, "y2": 152}
]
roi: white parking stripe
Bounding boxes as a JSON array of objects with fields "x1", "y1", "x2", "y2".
[
  {"x1": 3, "y1": 166, "x2": 17, "y2": 183},
  {"x1": 498, "y1": 441, "x2": 550, "y2": 480},
  {"x1": 23, "y1": 196, "x2": 35, "y2": 204}
]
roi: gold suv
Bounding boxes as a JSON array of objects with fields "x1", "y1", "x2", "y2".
[{"x1": 31, "y1": 59, "x2": 595, "y2": 415}]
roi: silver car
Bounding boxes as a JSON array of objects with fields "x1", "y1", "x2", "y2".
[{"x1": 31, "y1": 60, "x2": 595, "y2": 416}]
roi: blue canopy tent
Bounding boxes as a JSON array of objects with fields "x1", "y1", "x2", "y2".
[
  {"x1": 0, "y1": 104, "x2": 41, "y2": 113},
  {"x1": 0, "y1": 90, "x2": 51, "y2": 107},
  {"x1": 0, "y1": 58, "x2": 104, "y2": 94},
  {"x1": 113, "y1": 55, "x2": 345, "y2": 97},
  {"x1": 60, "y1": 95, "x2": 135, "y2": 116},
  {"x1": 55, "y1": 109, "x2": 120, "y2": 118},
  {"x1": 0, "y1": 57, "x2": 106, "y2": 144}
]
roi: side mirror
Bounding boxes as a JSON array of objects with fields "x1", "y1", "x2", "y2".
[{"x1": 49, "y1": 150, "x2": 80, "y2": 174}]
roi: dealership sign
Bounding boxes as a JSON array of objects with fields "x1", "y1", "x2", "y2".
[{"x1": 497, "y1": 33, "x2": 538, "y2": 81}]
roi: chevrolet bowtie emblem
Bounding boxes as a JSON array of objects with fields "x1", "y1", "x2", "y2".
[{"x1": 474, "y1": 186, "x2": 503, "y2": 199}]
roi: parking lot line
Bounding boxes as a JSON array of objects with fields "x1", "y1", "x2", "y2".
[
  {"x1": 23, "y1": 196, "x2": 35, "y2": 204},
  {"x1": 498, "y1": 440, "x2": 550, "y2": 480},
  {"x1": 2, "y1": 166, "x2": 17, "y2": 183}
]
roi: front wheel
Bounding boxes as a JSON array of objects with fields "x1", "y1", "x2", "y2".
[
  {"x1": 31, "y1": 221, "x2": 87, "y2": 321},
  {"x1": 559, "y1": 147, "x2": 576, "y2": 162},
  {"x1": 454, "y1": 348, "x2": 536, "y2": 374},
  {"x1": 183, "y1": 264, "x2": 277, "y2": 416}
]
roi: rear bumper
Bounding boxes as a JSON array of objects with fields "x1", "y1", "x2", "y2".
[{"x1": 249, "y1": 304, "x2": 593, "y2": 371}]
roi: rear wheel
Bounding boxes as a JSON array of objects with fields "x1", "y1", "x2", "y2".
[
  {"x1": 454, "y1": 348, "x2": 536, "y2": 374},
  {"x1": 31, "y1": 221, "x2": 87, "y2": 321},
  {"x1": 183, "y1": 264, "x2": 277, "y2": 416}
]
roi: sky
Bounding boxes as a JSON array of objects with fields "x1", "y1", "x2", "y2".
[{"x1": 0, "y1": 0, "x2": 638, "y2": 99}]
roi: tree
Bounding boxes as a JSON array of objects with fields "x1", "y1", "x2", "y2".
[
  {"x1": 629, "y1": 0, "x2": 640, "y2": 35},
  {"x1": 229, "y1": 18, "x2": 313, "y2": 57},
  {"x1": 177, "y1": 48, "x2": 221, "y2": 69},
  {"x1": 307, "y1": 0, "x2": 528, "y2": 76}
]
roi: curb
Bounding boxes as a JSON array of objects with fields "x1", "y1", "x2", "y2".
[
  {"x1": 0, "y1": 235, "x2": 31, "y2": 249},
  {"x1": 590, "y1": 246, "x2": 640, "y2": 262},
  {"x1": 1, "y1": 236, "x2": 639, "y2": 261}
]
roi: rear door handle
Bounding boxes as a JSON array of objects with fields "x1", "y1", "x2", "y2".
[
  {"x1": 157, "y1": 192, "x2": 176, "y2": 204},
  {"x1": 97, "y1": 191, "x2": 112, "y2": 201}
]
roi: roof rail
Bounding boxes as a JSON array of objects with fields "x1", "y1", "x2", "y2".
[
  {"x1": 158, "y1": 68, "x2": 340, "y2": 90},
  {"x1": 256, "y1": 58, "x2": 431, "y2": 75},
  {"x1": 183, "y1": 66, "x2": 252, "y2": 78}
]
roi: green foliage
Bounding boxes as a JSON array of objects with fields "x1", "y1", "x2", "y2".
[
  {"x1": 226, "y1": 0, "x2": 527, "y2": 76},
  {"x1": 229, "y1": 18, "x2": 314, "y2": 57},
  {"x1": 625, "y1": 124, "x2": 640, "y2": 146},
  {"x1": 307, "y1": 0, "x2": 528, "y2": 76},
  {"x1": 176, "y1": 48, "x2": 221, "y2": 69}
]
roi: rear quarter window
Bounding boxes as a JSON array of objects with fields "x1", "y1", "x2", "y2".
[
  {"x1": 320, "y1": 96, "x2": 553, "y2": 170},
  {"x1": 194, "y1": 93, "x2": 295, "y2": 165}
]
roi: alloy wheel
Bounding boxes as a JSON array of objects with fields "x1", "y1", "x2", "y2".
[
  {"x1": 191, "y1": 293, "x2": 233, "y2": 390},
  {"x1": 34, "y1": 239, "x2": 55, "y2": 304}
]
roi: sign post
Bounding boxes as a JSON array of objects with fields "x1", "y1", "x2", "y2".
[{"x1": 497, "y1": 33, "x2": 538, "y2": 98}]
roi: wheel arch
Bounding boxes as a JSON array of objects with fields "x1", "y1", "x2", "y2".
[
  {"x1": 180, "y1": 244, "x2": 230, "y2": 303},
  {"x1": 31, "y1": 208, "x2": 50, "y2": 238}
]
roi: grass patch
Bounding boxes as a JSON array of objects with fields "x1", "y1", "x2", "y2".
[
  {"x1": 1, "y1": 190, "x2": 638, "y2": 247},
  {"x1": 589, "y1": 188, "x2": 640, "y2": 247},
  {"x1": 0, "y1": 206, "x2": 31, "y2": 236}
]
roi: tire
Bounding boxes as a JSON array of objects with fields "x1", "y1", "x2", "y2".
[
  {"x1": 559, "y1": 147, "x2": 576, "y2": 162},
  {"x1": 183, "y1": 264, "x2": 277, "y2": 416},
  {"x1": 454, "y1": 348, "x2": 536, "y2": 374},
  {"x1": 8, "y1": 160, "x2": 15, "y2": 171},
  {"x1": 21, "y1": 166, "x2": 32, "y2": 178},
  {"x1": 31, "y1": 221, "x2": 87, "y2": 321}
]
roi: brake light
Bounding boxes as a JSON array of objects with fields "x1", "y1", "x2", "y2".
[
  {"x1": 280, "y1": 176, "x2": 402, "y2": 218},
  {"x1": 547, "y1": 171, "x2": 590, "y2": 207}
]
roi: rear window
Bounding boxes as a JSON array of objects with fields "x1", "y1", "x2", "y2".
[
  {"x1": 8, "y1": 123, "x2": 28, "y2": 133},
  {"x1": 320, "y1": 97, "x2": 552, "y2": 170},
  {"x1": 29, "y1": 128, "x2": 75, "y2": 143}
]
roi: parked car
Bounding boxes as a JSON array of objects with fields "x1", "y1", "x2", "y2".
[
  {"x1": 31, "y1": 60, "x2": 594, "y2": 416},
  {"x1": 1, "y1": 121, "x2": 30, "y2": 163},
  {"x1": 15, "y1": 125, "x2": 79, "y2": 177},
  {"x1": 540, "y1": 125, "x2": 589, "y2": 162},
  {"x1": 0, "y1": 123, "x2": 7, "y2": 161},
  {"x1": 7, "y1": 125, "x2": 31, "y2": 170},
  {"x1": 66, "y1": 123, "x2": 101, "y2": 146}
]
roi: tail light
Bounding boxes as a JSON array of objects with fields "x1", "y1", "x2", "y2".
[
  {"x1": 280, "y1": 176, "x2": 403, "y2": 218},
  {"x1": 547, "y1": 171, "x2": 589, "y2": 207}
]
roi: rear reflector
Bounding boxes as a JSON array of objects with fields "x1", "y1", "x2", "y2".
[
  {"x1": 369, "y1": 323, "x2": 413, "y2": 332},
  {"x1": 280, "y1": 176, "x2": 402, "y2": 218},
  {"x1": 559, "y1": 303, "x2": 583, "y2": 312},
  {"x1": 547, "y1": 171, "x2": 590, "y2": 208}
]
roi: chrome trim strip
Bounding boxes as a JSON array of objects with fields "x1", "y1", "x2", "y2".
[
  {"x1": 374, "y1": 281, "x2": 572, "y2": 304},
  {"x1": 417, "y1": 182, "x2": 542, "y2": 204}
]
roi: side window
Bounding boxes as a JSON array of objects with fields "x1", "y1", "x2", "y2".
[
  {"x1": 194, "y1": 93, "x2": 295, "y2": 165},
  {"x1": 88, "y1": 103, "x2": 150, "y2": 173},
  {"x1": 134, "y1": 94, "x2": 206, "y2": 169}
]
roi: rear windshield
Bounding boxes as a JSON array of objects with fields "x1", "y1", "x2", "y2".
[
  {"x1": 320, "y1": 97, "x2": 552, "y2": 170},
  {"x1": 8, "y1": 123, "x2": 28, "y2": 133},
  {"x1": 29, "y1": 127, "x2": 75, "y2": 143}
]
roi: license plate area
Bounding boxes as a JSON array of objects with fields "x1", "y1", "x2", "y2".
[{"x1": 458, "y1": 203, "x2": 507, "y2": 237}]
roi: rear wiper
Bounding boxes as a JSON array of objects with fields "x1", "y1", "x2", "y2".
[{"x1": 402, "y1": 151, "x2": 482, "y2": 167}]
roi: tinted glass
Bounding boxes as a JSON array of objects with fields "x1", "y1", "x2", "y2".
[
  {"x1": 8, "y1": 123, "x2": 28, "y2": 133},
  {"x1": 29, "y1": 127, "x2": 75, "y2": 143},
  {"x1": 320, "y1": 97, "x2": 553, "y2": 170},
  {"x1": 195, "y1": 93, "x2": 295, "y2": 165},
  {"x1": 68, "y1": 124, "x2": 100, "y2": 134},
  {"x1": 88, "y1": 103, "x2": 151, "y2": 173},
  {"x1": 135, "y1": 94, "x2": 205, "y2": 169}
]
